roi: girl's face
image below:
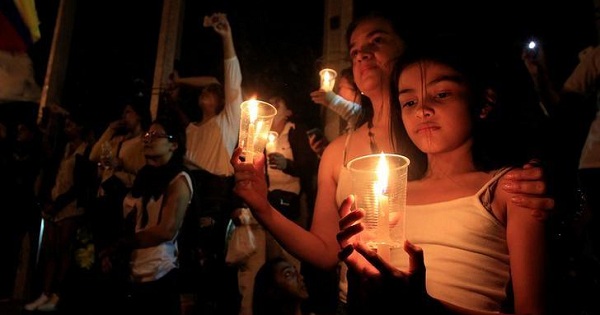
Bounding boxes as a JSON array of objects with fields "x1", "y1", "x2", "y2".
[
  {"x1": 142, "y1": 123, "x2": 177, "y2": 158},
  {"x1": 398, "y1": 60, "x2": 474, "y2": 155},
  {"x1": 349, "y1": 17, "x2": 405, "y2": 96}
]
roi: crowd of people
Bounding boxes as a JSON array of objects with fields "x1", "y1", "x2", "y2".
[{"x1": 0, "y1": 7, "x2": 598, "y2": 315}]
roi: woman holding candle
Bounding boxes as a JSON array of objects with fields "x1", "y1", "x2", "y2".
[
  {"x1": 337, "y1": 35, "x2": 548, "y2": 314},
  {"x1": 231, "y1": 11, "x2": 554, "y2": 314}
]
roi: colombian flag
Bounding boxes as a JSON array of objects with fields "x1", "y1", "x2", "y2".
[{"x1": 0, "y1": 0, "x2": 40, "y2": 52}]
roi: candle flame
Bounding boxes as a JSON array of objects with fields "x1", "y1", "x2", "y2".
[
  {"x1": 248, "y1": 99, "x2": 258, "y2": 122},
  {"x1": 268, "y1": 132, "x2": 277, "y2": 143},
  {"x1": 323, "y1": 71, "x2": 331, "y2": 81},
  {"x1": 375, "y1": 152, "x2": 388, "y2": 195}
]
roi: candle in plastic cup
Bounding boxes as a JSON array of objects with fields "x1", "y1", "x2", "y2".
[
  {"x1": 319, "y1": 68, "x2": 337, "y2": 92},
  {"x1": 265, "y1": 131, "x2": 278, "y2": 155},
  {"x1": 238, "y1": 99, "x2": 277, "y2": 163},
  {"x1": 347, "y1": 153, "x2": 410, "y2": 263}
]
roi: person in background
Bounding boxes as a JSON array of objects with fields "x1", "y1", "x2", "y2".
[
  {"x1": 231, "y1": 11, "x2": 555, "y2": 315},
  {"x1": 87, "y1": 93, "x2": 152, "y2": 315},
  {"x1": 0, "y1": 120, "x2": 45, "y2": 302},
  {"x1": 252, "y1": 256, "x2": 311, "y2": 315},
  {"x1": 181, "y1": 12, "x2": 245, "y2": 314},
  {"x1": 337, "y1": 37, "x2": 547, "y2": 315},
  {"x1": 522, "y1": 41, "x2": 600, "y2": 260},
  {"x1": 88, "y1": 94, "x2": 151, "y2": 248},
  {"x1": 99, "y1": 115, "x2": 192, "y2": 315},
  {"x1": 24, "y1": 112, "x2": 97, "y2": 312},
  {"x1": 310, "y1": 66, "x2": 363, "y2": 134}
]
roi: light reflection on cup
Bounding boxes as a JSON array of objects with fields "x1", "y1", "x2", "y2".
[
  {"x1": 347, "y1": 153, "x2": 410, "y2": 262},
  {"x1": 238, "y1": 99, "x2": 277, "y2": 163},
  {"x1": 319, "y1": 68, "x2": 337, "y2": 92}
]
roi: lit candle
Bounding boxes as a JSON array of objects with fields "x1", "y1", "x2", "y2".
[
  {"x1": 319, "y1": 68, "x2": 337, "y2": 92},
  {"x1": 266, "y1": 131, "x2": 278, "y2": 154},
  {"x1": 375, "y1": 152, "x2": 390, "y2": 260},
  {"x1": 245, "y1": 99, "x2": 259, "y2": 162}
]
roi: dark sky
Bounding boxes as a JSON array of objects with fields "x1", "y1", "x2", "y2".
[{"x1": 26, "y1": 0, "x2": 596, "y2": 132}]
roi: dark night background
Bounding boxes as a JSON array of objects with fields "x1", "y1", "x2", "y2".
[{"x1": 22, "y1": 0, "x2": 597, "y2": 134}]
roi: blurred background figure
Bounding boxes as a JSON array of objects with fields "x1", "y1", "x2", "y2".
[
  {"x1": 252, "y1": 256, "x2": 311, "y2": 315},
  {"x1": 24, "y1": 111, "x2": 97, "y2": 312}
]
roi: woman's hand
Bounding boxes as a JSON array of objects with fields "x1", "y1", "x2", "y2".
[
  {"x1": 502, "y1": 160, "x2": 555, "y2": 220},
  {"x1": 230, "y1": 147, "x2": 271, "y2": 212}
]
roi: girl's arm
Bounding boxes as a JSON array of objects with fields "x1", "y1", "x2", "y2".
[{"x1": 497, "y1": 175, "x2": 547, "y2": 315}]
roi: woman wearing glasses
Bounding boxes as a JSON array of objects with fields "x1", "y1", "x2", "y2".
[{"x1": 99, "y1": 115, "x2": 193, "y2": 315}]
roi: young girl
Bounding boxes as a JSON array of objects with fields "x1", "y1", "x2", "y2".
[{"x1": 337, "y1": 37, "x2": 547, "y2": 315}]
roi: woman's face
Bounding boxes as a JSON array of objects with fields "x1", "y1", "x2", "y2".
[
  {"x1": 122, "y1": 105, "x2": 141, "y2": 130},
  {"x1": 398, "y1": 61, "x2": 473, "y2": 155},
  {"x1": 199, "y1": 89, "x2": 220, "y2": 114},
  {"x1": 349, "y1": 17, "x2": 405, "y2": 96},
  {"x1": 142, "y1": 123, "x2": 177, "y2": 158}
]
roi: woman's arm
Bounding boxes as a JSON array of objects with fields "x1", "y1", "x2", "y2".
[
  {"x1": 122, "y1": 174, "x2": 192, "y2": 249},
  {"x1": 231, "y1": 144, "x2": 342, "y2": 270}
]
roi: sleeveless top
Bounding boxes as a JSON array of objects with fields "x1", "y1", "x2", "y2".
[
  {"x1": 124, "y1": 171, "x2": 193, "y2": 283},
  {"x1": 400, "y1": 167, "x2": 513, "y2": 313}
]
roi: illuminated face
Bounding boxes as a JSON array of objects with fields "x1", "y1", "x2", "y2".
[
  {"x1": 398, "y1": 61, "x2": 473, "y2": 155},
  {"x1": 273, "y1": 260, "x2": 308, "y2": 300},
  {"x1": 349, "y1": 17, "x2": 405, "y2": 96}
]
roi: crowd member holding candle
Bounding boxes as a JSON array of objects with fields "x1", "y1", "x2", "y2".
[
  {"x1": 231, "y1": 11, "x2": 554, "y2": 314},
  {"x1": 310, "y1": 66, "x2": 362, "y2": 137},
  {"x1": 337, "y1": 36, "x2": 548, "y2": 314},
  {"x1": 235, "y1": 93, "x2": 321, "y2": 315}
]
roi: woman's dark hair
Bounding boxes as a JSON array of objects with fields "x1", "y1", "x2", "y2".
[{"x1": 390, "y1": 34, "x2": 525, "y2": 178}]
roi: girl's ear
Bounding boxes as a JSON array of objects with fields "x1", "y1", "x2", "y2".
[{"x1": 480, "y1": 88, "x2": 497, "y2": 119}]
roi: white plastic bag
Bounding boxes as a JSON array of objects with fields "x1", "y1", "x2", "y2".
[{"x1": 225, "y1": 208, "x2": 257, "y2": 265}]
